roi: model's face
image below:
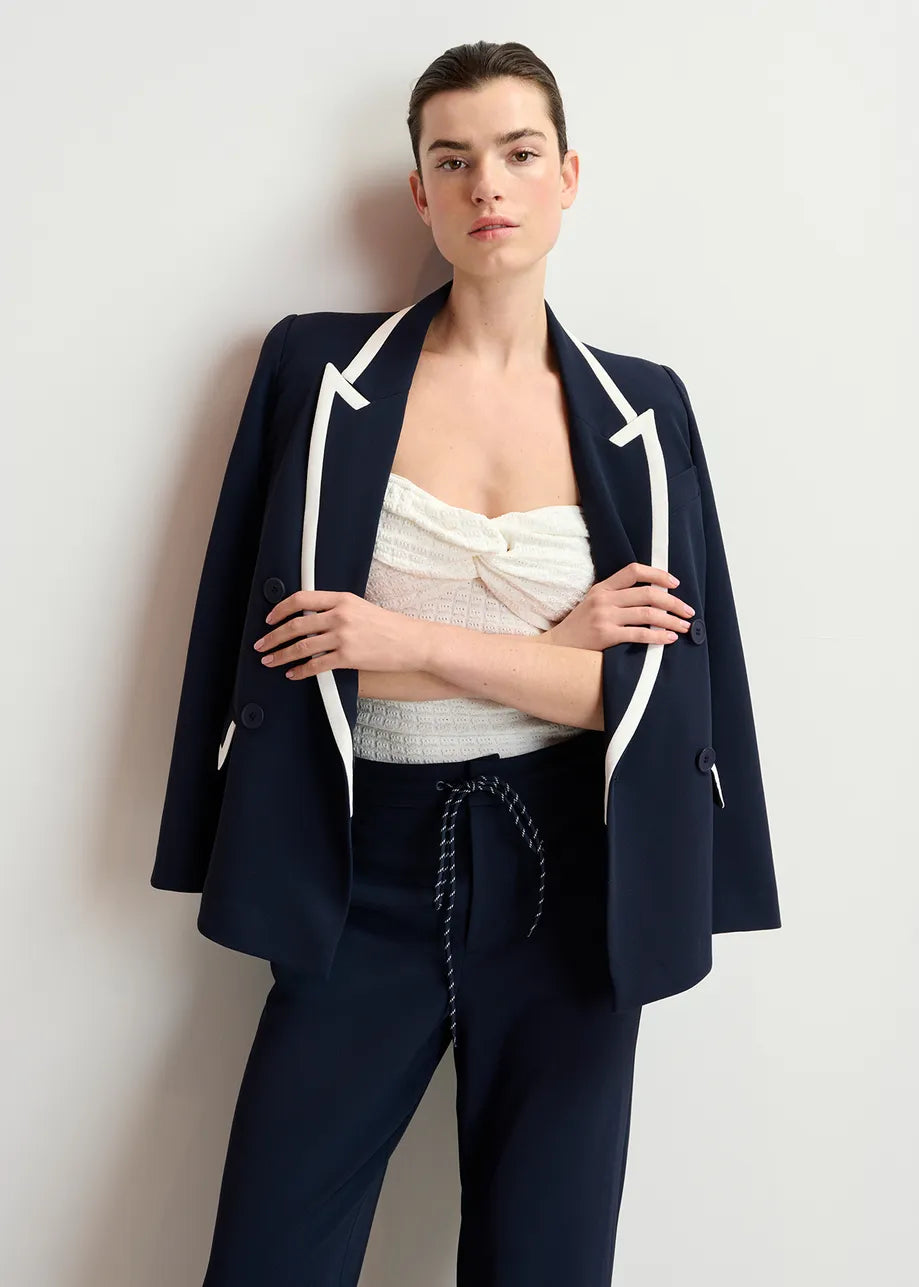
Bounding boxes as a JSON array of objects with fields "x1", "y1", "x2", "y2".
[{"x1": 409, "y1": 77, "x2": 578, "y2": 277}]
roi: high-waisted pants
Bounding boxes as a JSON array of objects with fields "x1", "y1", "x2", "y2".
[{"x1": 201, "y1": 727, "x2": 643, "y2": 1286}]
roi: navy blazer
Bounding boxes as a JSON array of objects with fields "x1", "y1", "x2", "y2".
[{"x1": 151, "y1": 276, "x2": 781, "y2": 1010}]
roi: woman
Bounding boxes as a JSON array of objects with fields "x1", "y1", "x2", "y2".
[{"x1": 154, "y1": 39, "x2": 780, "y2": 1287}]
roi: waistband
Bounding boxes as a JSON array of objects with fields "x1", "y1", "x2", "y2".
[{"x1": 353, "y1": 727, "x2": 606, "y2": 809}]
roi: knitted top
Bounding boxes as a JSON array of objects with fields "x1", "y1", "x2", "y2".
[{"x1": 353, "y1": 470, "x2": 597, "y2": 763}]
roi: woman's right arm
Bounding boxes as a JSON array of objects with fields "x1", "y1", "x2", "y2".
[{"x1": 356, "y1": 564, "x2": 692, "y2": 702}]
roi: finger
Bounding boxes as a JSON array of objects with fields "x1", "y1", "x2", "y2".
[
  {"x1": 614, "y1": 586, "x2": 695, "y2": 617},
  {"x1": 253, "y1": 616, "x2": 323, "y2": 653},
  {"x1": 260, "y1": 632, "x2": 333, "y2": 668},
  {"x1": 617, "y1": 605, "x2": 692, "y2": 633},
  {"x1": 605, "y1": 563, "x2": 680, "y2": 590},
  {"x1": 596, "y1": 566, "x2": 679, "y2": 594},
  {"x1": 284, "y1": 647, "x2": 338, "y2": 679},
  {"x1": 622, "y1": 626, "x2": 680, "y2": 644},
  {"x1": 264, "y1": 590, "x2": 342, "y2": 626}
]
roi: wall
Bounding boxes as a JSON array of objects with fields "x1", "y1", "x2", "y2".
[{"x1": 2, "y1": 2, "x2": 915, "y2": 1283}]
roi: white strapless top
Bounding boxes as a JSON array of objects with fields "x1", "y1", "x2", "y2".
[{"x1": 352, "y1": 471, "x2": 597, "y2": 764}]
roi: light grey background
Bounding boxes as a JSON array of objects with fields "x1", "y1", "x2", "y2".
[{"x1": 3, "y1": 2, "x2": 916, "y2": 1284}]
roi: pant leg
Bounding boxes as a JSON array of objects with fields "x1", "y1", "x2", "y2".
[
  {"x1": 450, "y1": 743, "x2": 643, "y2": 1287},
  {"x1": 201, "y1": 788, "x2": 455, "y2": 1287}
]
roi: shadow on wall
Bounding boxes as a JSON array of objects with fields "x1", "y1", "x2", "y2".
[{"x1": 71, "y1": 198, "x2": 455, "y2": 1286}]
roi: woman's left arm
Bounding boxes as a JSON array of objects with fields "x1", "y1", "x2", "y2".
[
  {"x1": 357, "y1": 630, "x2": 551, "y2": 703},
  {"x1": 415, "y1": 621, "x2": 604, "y2": 730},
  {"x1": 357, "y1": 668, "x2": 473, "y2": 701}
]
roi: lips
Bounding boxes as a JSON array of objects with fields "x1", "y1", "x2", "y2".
[
  {"x1": 470, "y1": 220, "x2": 517, "y2": 232},
  {"x1": 469, "y1": 224, "x2": 518, "y2": 241}
]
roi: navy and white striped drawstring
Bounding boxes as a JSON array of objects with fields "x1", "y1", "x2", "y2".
[{"x1": 433, "y1": 774, "x2": 547, "y2": 1050}]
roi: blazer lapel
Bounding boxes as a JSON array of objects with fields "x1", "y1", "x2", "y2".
[
  {"x1": 299, "y1": 277, "x2": 672, "y2": 821},
  {"x1": 546, "y1": 302, "x2": 672, "y2": 822}
]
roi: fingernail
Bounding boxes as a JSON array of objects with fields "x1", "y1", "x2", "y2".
[{"x1": 668, "y1": 575, "x2": 680, "y2": 585}]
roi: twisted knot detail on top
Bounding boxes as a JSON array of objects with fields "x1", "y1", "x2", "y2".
[{"x1": 353, "y1": 471, "x2": 597, "y2": 764}]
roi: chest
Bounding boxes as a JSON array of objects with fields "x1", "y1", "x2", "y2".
[{"x1": 390, "y1": 352, "x2": 581, "y2": 519}]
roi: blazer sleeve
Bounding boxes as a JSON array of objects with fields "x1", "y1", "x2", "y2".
[
  {"x1": 660, "y1": 363, "x2": 781, "y2": 932},
  {"x1": 151, "y1": 313, "x2": 297, "y2": 892}
]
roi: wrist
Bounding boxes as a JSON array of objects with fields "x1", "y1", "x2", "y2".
[{"x1": 413, "y1": 617, "x2": 441, "y2": 672}]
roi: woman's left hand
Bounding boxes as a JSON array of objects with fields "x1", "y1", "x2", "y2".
[{"x1": 252, "y1": 590, "x2": 429, "y2": 680}]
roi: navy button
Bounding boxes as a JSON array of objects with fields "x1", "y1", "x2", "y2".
[
  {"x1": 696, "y1": 746, "x2": 716, "y2": 772},
  {"x1": 262, "y1": 576, "x2": 286, "y2": 604},
  {"x1": 690, "y1": 617, "x2": 706, "y2": 645},
  {"x1": 241, "y1": 702, "x2": 264, "y2": 729}
]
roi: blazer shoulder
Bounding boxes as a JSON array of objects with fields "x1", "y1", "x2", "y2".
[
  {"x1": 584, "y1": 341, "x2": 682, "y2": 397},
  {"x1": 584, "y1": 341, "x2": 691, "y2": 437},
  {"x1": 281, "y1": 304, "x2": 400, "y2": 346},
  {"x1": 276, "y1": 306, "x2": 395, "y2": 378}
]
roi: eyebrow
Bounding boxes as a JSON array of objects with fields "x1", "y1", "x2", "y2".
[{"x1": 425, "y1": 128, "x2": 548, "y2": 155}]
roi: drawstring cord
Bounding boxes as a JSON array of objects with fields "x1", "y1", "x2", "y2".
[{"x1": 433, "y1": 774, "x2": 547, "y2": 1050}]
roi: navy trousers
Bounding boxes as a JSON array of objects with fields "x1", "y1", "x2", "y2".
[{"x1": 201, "y1": 728, "x2": 643, "y2": 1286}]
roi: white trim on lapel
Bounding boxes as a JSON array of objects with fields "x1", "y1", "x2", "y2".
[
  {"x1": 561, "y1": 330, "x2": 638, "y2": 422},
  {"x1": 551, "y1": 317, "x2": 672, "y2": 822},
  {"x1": 301, "y1": 296, "x2": 673, "y2": 828},
  {"x1": 602, "y1": 405, "x2": 669, "y2": 820},
  {"x1": 300, "y1": 361, "x2": 370, "y2": 815},
  {"x1": 340, "y1": 306, "x2": 413, "y2": 384}
]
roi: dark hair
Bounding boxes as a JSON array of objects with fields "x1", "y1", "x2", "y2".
[{"x1": 407, "y1": 41, "x2": 568, "y2": 181}]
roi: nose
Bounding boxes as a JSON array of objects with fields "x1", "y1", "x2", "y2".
[{"x1": 470, "y1": 164, "x2": 504, "y2": 204}]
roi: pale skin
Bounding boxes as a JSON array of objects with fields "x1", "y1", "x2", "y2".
[
  {"x1": 252, "y1": 78, "x2": 696, "y2": 729},
  {"x1": 252, "y1": 563, "x2": 695, "y2": 733}
]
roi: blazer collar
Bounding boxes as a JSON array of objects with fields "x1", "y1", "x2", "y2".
[{"x1": 339, "y1": 275, "x2": 638, "y2": 439}]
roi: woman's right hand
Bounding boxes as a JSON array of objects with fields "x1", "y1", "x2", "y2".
[{"x1": 544, "y1": 563, "x2": 696, "y2": 650}]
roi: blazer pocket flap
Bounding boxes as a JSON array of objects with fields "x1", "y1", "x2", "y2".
[{"x1": 667, "y1": 464, "x2": 700, "y2": 511}]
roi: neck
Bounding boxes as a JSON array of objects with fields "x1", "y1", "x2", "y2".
[{"x1": 423, "y1": 268, "x2": 552, "y2": 377}]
